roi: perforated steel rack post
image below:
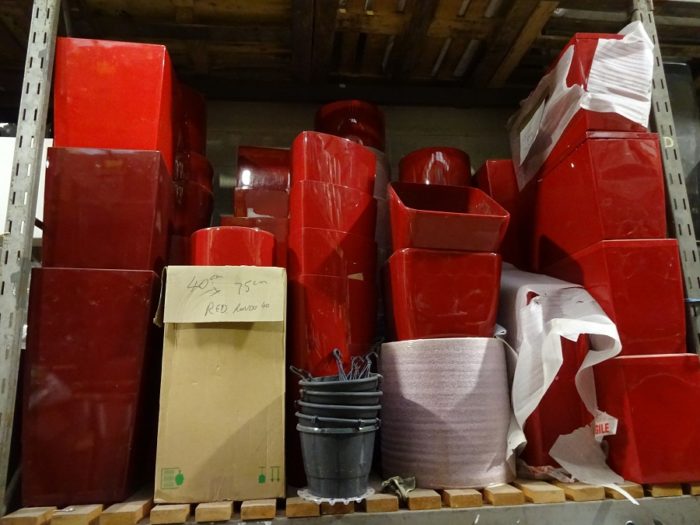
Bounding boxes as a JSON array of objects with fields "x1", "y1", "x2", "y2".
[
  {"x1": 632, "y1": 0, "x2": 700, "y2": 355},
  {"x1": 0, "y1": 0, "x2": 60, "y2": 515}
]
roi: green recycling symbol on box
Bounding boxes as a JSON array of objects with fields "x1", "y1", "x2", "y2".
[
  {"x1": 258, "y1": 466, "x2": 281, "y2": 484},
  {"x1": 161, "y1": 468, "x2": 185, "y2": 489}
]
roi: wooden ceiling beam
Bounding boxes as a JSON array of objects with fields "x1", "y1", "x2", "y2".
[
  {"x1": 311, "y1": 0, "x2": 340, "y2": 81},
  {"x1": 389, "y1": 0, "x2": 440, "y2": 79},
  {"x1": 291, "y1": 0, "x2": 313, "y2": 81}
]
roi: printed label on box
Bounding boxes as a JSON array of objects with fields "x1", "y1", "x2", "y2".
[{"x1": 161, "y1": 468, "x2": 185, "y2": 489}]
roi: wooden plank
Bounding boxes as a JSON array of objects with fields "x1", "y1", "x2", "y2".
[
  {"x1": 489, "y1": 1, "x2": 559, "y2": 87},
  {"x1": 483, "y1": 484, "x2": 525, "y2": 506},
  {"x1": 240, "y1": 500, "x2": 276, "y2": 521},
  {"x1": 407, "y1": 489, "x2": 441, "y2": 511},
  {"x1": 646, "y1": 484, "x2": 684, "y2": 498},
  {"x1": 336, "y1": 10, "x2": 406, "y2": 35},
  {"x1": 513, "y1": 480, "x2": 566, "y2": 504},
  {"x1": 311, "y1": 0, "x2": 340, "y2": 80},
  {"x1": 388, "y1": 0, "x2": 440, "y2": 78},
  {"x1": 284, "y1": 498, "x2": 320, "y2": 518},
  {"x1": 100, "y1": 495, "x2": 153, "y2": 525},
  {"x1": 441, "y1": 489, "x2": 483, "y2": 508},
  {"x1": 291, "y1": 0, "x2": 313, "y2": 81},
  {"x1": 470, "y1": 0, "x2": 540, "y2": 85},
  {"x1": 149, "y1": 505, "x2": 190, "y2": 525},
  {"x1": 52, "y1": 506, "x2": 103, "y2": 525},
  {"x1": 554, "y1": 482, "x2": 605, "y2": 502},
  {"x1": 427, "y1": 17, "x2": 496, "y2": 41},
  {"x1": 688, "y1": 483, "x2": 700, "y2": 496},
  {"x1": 0, "y1": 507, "x2": 55, "y2": 525},
  {"x1": 194, "y1": 502, "x2": 233, "y2": 523},
  {"x1": 320, "y1": 502, "x2": 354, "y2": 515},
  {"x1": 338, "y1": 30, "x2": 361, "y2": 73},
  {"x1": 604, "y1": 482, "x2": 645, "y2": 500},
  {"x1": 361, "y1": 494, "x2": 399, "y2": 513}
]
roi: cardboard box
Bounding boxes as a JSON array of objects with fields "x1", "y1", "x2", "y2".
[{"x1": 154, "y1": 266, "x2": 286, "y2": 503}]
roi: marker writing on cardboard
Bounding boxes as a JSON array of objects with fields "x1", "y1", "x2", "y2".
[
  {"x1": 186, "y1": 274, "x2": 223, "y2": 298},
  {"x1": 204, "y1": 301, "x2": 271, "y2": 317}
]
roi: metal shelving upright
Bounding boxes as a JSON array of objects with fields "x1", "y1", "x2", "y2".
[{"x1": 1, "y1": 0, "x2": 699, "y2": 520}]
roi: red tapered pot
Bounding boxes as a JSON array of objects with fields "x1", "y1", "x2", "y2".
[
  {"x1": 291, "y1": 131, "x2": 376, "y2": 194},
  {"x1": 388, "y1": 182, "x2": 509, "y2": 253},
  {"x1": 168, "y1": 235, "x2": 191, "y2": 265},
  {"x1": 172, "y1": 180, "x2": 213, "y2": 236},
  {"x1": 174, "y1": 150, "x2": 214, "y2": 191},
  {"x1": 233, "y1": 188, "x2": 289, "y2": 218},
  {"x1": 314, "y1": 100, "x2": 385, "y2": 151},
  {"x1": 399, "y1": 147, "x2": 471, "y2": 186},
  {"x1": 220, "y1": 215, "x2": 289, "y2": 268},
  {"x1": 179, "y1": 84, "x2": 207, "y2": 155},
  {"x1": 190, "y1": 226, "x2": 275, "y2": 266},
  {"x1": 237, "y1": 146, "x2": 290, "y2": 191}
]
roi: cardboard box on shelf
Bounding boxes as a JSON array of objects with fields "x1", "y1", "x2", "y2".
[{"x1": 154, "y1": 265, "x2": 287, "y2": 503}]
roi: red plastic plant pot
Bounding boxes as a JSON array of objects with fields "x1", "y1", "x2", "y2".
[
  {"x1": 289, "y1": 180, "x2": 377, "y2": 238},
  {"x1": 398, "y1": 147, "x2": 471, "y2": 186},
  {"x1": 168, "y1": 235, "x2": 191, "y2": 265},
  {"x1": 22, "y1": 268, "x2": 161, "y2": 506},
  {"x1": 220, "y1": 215, "x2": 289, "y2": 268},
  {"x1": 43, "y1": 148, "x2": 173, "y2": 273},
  {"x1": 190, "y1": 226, "x2": 275, "y2": 266},
  {"x1": 314, "y1": 100, "x2": 385, "y2": 151},
  {"x1": 388, "y1": 182, "x2": 510, "y2": 253},
  {"x1": 533, "y1": 133, "x2": 666, "y2": 270},
  {"x1": 287, "y1": 227, "x2": 377, "y2": 280},
  {"x1": 290, "y1": 131, "x2": 377, "y2": 194},
  {"x1": 288, "y1": 274, "x2": 377, "y2": 377},
  {"x1": 594, "y1": 354, "x2": 700, "y2": 483},
  {"x1": 543, "y1": 239, "x2": 686, "y2": 355},
  {"x1": 521, "y1": 336, "x2": 591, "y2": 468},
  {"x1": 237, "y1": 146, "x2": 290, "y2": 191},
  {"x1": 172, "y1": 180, "x2": 214, "y2": 236},
  {"x1": 54, "y1": 37, "x2": 175, "y2": 174},
  {"x1": 174, "y1": 150, "x2": 214, "y2": 191},
  {"x1": 384, "y1": 248, "x2": 501, "y2": 340},
  {"x1": 233, "y1": 188, "x2": 289, "y2": 218},
  {"x1": 178, "y1": 84, "x2": 207, "y2": 155}
]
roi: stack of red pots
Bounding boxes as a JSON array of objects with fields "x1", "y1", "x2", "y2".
[{"x1": 384, "y1": 147, "x2": 509, "y2": 341}]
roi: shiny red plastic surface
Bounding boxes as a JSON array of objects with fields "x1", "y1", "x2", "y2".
[
  {"x1": 291, "y1": 132, "x2": 376, "y2": 194},
  {"x1": 288, "y1": 228, "x2": 377, "y2": 280},
  {"x1": 289, "y1": 275, "x2": 376, "y2": 377},
  {"x1": 388, "y1": 182, "x2": 509, "y2": 253},
  {"x1": 385, "y1": 249, "x2": 501, "y2": 340},
  {"x1": 190, "y1": 226, "x2": 275, "y2": 266},
  {"x1": 220, "y1": 215, "x2": 289, "y2": 268},
  {"x1": 237, "y1": 146, "x2": 290, "y2": 191},
  {"x1": 399, "y1": 147, "x2": 471, "y2": 186},
  {"x1": 174, "y1": 151, "x2": 213, "y2": 192},
  {"x1": 289, "y1": 180, "x2": 377, "y2": 237},
  {"x1": 168, "y1": 235, "x2": 191, "y2": 265},
  {"x1": 533, "y1": 134, "x2": 667, "y2": 270},
  {"x1": 314, "y1": 100, "x2": 385, "y2": 151},
  {"x1": 43, "y1": 148, "x2": 173, "y2": 272},
  {"x1": 178, "y1": 84, "x2": 207, "y2": 155},
  {"x1": 54, "y1": 37, "x2": 175, "y2": 174},
  {"x1": 594, "y1": 354, "x2": 700, "y2": 483},
  {"x1": 22, "y1": 268, "x2": 161, "y2": 506},
  {"x1": 521, "y1": 337, "x2": 590, "y2": 467},
  {"x1": 544, "y1": 240, "x2": 686, "y2": 355},
  {"x1": 233, "y1": 188, "x2": 289, "y2": 218},
  {"x1": 173, "y1": 180, "x2": 213, "y2": 236}
]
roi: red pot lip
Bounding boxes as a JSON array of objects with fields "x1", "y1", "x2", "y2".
[
  {"x1": 191, "y1": 225, "x2": 274, "y2": 239},
  {"x1": 399, "y1": 146, "x2": 470, "y2": 164},
  {"x1": 388, "y1": 182, "x2": 509, "y2": 219},
  {"x1": 315, "y1": 100, "x2": 384, "y2": 124}
]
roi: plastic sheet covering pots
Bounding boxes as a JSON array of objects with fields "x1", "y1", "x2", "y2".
[
  {"x1": 289, "y1": 181, "x2": 377, "y2": 237},
  {"x1": 594, "y1": 354, "x2": 700, "y2": 483},
  {"x1": 380, "y1": 338, "x2": 513, "y2": 488},
  {"x1": 43, "y1": 148, "x2": 173, "y2": 273},
  {"x1": 237, "y1": 146, "x2": 290, "y2": 191},
  {"x1": 54, "y1": 37, "x2": 175, "y2": 174},
  {"x1": 314, "y1": 100, "x2": 385, "y2": 152},
  {"x1": 172, "y1": 180, "x2": 213, "y2": 236},
  {"x1": 385, "y1": 249, "x2": 501, "y2": 340},
  {"x1": 174, "y1": 151, "x2": 214, "y2": 192},
  {"x1": 288, "y1": 228, "x2": 377, "y2": 280},
  {"x1": 543, "y1": 239, "x2": 686, "y2": 355},
  {"x1": 399, "y1": 147, "x2": 471, "y2": 186},
  {"x1": 178, "y1": 84, "x2": 207, "y2": 155},
  {"x1": 388, "y1": 182, "x2": 509, "y2": 252},
  {"x1": 291, "y1": 131, "x2": 376, "y2": 194},
  {"x1": 220, "y1": 215, "x2": 289, "y2": 268},
  {"x1": 190, "y1": 226, "x2": 275, "y2": 266},
  {"x1": 22, "y1": 268, "x2": 161, "y2": 506}
]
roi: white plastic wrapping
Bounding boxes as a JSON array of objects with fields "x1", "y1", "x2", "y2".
[{"x1": 508, "y1": 21, "x2": 654, "y2": 189}]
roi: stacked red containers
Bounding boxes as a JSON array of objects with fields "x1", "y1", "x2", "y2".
[
  {"x1": 190, "y1": 226, "x2": 275, "y2": 266},
  {"x1": 399, "y1": 147, "x2": 471, "y2": 187}
]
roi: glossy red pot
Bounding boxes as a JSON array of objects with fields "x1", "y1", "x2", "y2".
[
  {"x1": 533, "y1": 132, "x2": 666, "y2": 270},
  {"x1": 237, "y1": 146, "x2": 290, "y2": 191},
  {"x1": 388, "y1": 182, "x2": 509, "y2": 253},
  {"x1": 289, "y1": 180, "x2": 377, "y2": 238},
  {"x1": 22, "y1": 268, "x2": 161, "y2": 506},
  {"x1": 43, "y1": 148, "x2": 173, "y2": 272},
  {"x1": 314, "y1": 100, "x2": 385, "y2": 152},
  {"x1": 385, "y1": 249, "x2": 501, "y2": 340},
  {"x1": 595, "y1": 354, "x2": 700, "y2": 483},
  {"x1": 291, "y1": 131, "x2": 376, "y2": 194},
  {"x1": 54, "y1": 37, "x2": 175, "y2": 174},
  {"x1": 172, "y1": 180, "x2": 213, "y2": 236},
  {"x1": 233, "y1": 188, "x2": 289, "y2": 218},
  {"x1": 190, "y1": 226, "x2": 275, "y2": 266},
  {"x1": 168, "y1": 235, "x2": 191, "y2": 265},
  {"x1": 178, "y1": 84, "x2": 207, "y2": 155},
  {"x1": 399, "y1": 147, "x2": 471, "y2": 186},
  {"x1": 288, "y1": 274, "x2": 377, "y2": 377},
  {"x1": 174, "y1": 150, "x2": 214, "y2": 191},
  {"x1": 220, "y1": 215, "x2": 289, "y2": 268},
  {"x1": 544, "y1": 240, "x2": 685, "y2": 355},
  {"x1": 288, "y1": 227, "x2": 377, "y2": 280}
]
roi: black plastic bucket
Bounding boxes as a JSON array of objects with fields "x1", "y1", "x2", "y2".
[
  {"x1": 295, "y1": 411, "x2": 380, "y2": 429},
  {"x1": 298, "y1": 373, "x2": 382, "y2": 393},
  {"x1": 300, "y1": 389, "x2": 383, "y2": 406},
  {"x1": 297, "y1": 400, "x2": 381, "y2": 419}
]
